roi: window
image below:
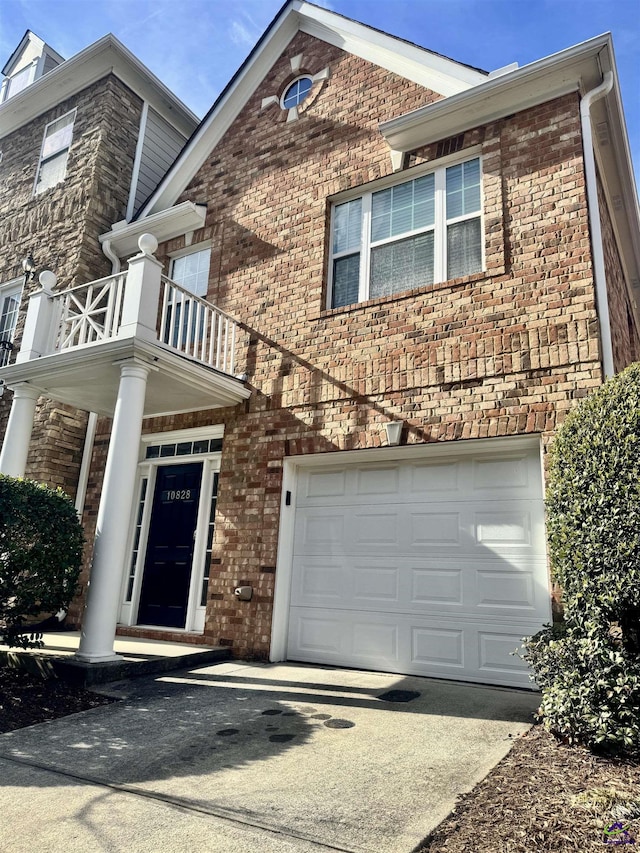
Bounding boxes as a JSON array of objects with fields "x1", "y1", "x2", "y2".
[
  {"x1": 35, "y1": 110, "x2": 75, "y2": 195},
  {"x1": 170, "y1": 248, "x2": 211, "y2": 297},
  {"x1": 329, "y1": 156, "x2": 483, "y2": 309},
  {"x1": 281, "y1": 76, "x2": 313, "y2": 109},
  {"x1": 165, "y1": 247, "x2": 211, "y2": 348},
  {"x1": 0, "y1": 279, "x2": 23, "y2": 366}
]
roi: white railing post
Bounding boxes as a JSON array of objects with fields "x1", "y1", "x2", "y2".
[
  {"x1": 16, "y1": 271, "x2": 57, "y2": 363},
  {"x1": 118, "y1": 234, "x2": 163, "y2": 343}
]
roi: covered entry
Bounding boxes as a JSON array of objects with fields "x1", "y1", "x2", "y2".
[{"x1": 273, "y1": 437, "x2": 550, "y2": 688}]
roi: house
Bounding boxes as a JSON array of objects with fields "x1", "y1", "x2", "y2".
[{"x1": 0, "y1": 1, "x2": 638, "y2": 689}]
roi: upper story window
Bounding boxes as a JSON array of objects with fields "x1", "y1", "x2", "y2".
[
  {"x1": 34, "y1": 109, "x2": 75, "y2": 195},
  {"x1": 329, "y1": 156, "x2": 483, "y2": 309},
  {"x1": 0, "y1": 279, "x2": 23, "y2": 367},
  {"x1": 1, "y1": 61, "x2": 36, "y2": 102},
  {"x1": 170, "y1": 247, "x2": 211, "y2": 297}
]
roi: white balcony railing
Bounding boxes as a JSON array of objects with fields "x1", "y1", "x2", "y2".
[
  {"x1": 16, "y1": 237, "x2": 242, "y2": 378},
  {"x1": 53, "y1": 272, "x2": 126, "y2": 350}
]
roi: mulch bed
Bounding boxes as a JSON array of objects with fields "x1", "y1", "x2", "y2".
[
  {"x1": 0, "y1": 664, "x2": 114, "y2": 734},
  {"x1": 417, "y1": 724, "x2": 640, "y2": 852}
]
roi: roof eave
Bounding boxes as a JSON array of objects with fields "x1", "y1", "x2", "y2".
[{"x1": 379, "y1": 33, "x2": 613, "y2": 152}]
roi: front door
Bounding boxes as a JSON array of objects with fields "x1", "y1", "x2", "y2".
[{"x1": 137, "y1": 462, "x2": 203, "y2": 628}]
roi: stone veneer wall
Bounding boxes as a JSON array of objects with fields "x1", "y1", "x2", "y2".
[
  {"x1": 81, "y1": 33, "x2": 605, "y2": 656},
  {"x1": 0, "y1": 74, "x2": 143, "y2": 494}
]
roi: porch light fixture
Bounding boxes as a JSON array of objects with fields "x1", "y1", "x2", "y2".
[
  {"x1": 22, "y1": 250, "x2": 36, "y2": 283},
  {"x1": 384, "y1": 421, "x2": 404, "y2": 446}
]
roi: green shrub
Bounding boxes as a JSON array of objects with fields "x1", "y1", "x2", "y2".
[
  {"x1": 545, "y1": 362, "x2": 640, "y2": 640},
  {"x1": 524, "y1": 622, "x2": 640, "y2": 753},
  {"x1": 0, "y1": 475, "x2": 84, "y2": 649},
  {"x1": 523, "y1": 363, "x2": 640, "y2": 754}
]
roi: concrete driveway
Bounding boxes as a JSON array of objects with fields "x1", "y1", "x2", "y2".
[{"x1": 0, "y1": 661, "x2": 539, "y2": 852}]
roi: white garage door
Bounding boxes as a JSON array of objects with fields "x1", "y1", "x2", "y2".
[{"x1": 286, "y1": 441, "x2": 550, "y2": 688}]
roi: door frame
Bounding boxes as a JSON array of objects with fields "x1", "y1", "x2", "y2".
[
  {"x1": 119, "y1": 425, "x2": 223, "y2": 633},
  {"x1": 270, "y1": 434, "x2": 547, "y2": 662}
]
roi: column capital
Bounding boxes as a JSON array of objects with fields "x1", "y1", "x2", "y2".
[{"x1": 8, "y1": 382, "x2": 40, "y2": 401}]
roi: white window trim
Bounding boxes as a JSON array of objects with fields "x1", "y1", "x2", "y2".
[
  {"x1": 326, "y1": 148, "x2": 485, "y2": 309},
  {"x1": 0, "y1": 277, "x2": 24, "y2": 343},
  {"x1": 33, "y1": 108, "x2": 76, "y2": 196}
]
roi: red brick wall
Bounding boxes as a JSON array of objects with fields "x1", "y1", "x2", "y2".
[
  {"x1": 102, "y1": 36, "x2": 601, "y2": 657},
  {"x1": 597, "y1": 171, "x2": 640, "y2": 370}
]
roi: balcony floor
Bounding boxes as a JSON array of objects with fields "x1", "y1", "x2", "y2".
[{"x1": 0, "y1": 337, "x2": 250, "y2": 417}]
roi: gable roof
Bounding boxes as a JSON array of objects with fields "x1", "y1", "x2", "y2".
[
  {"x1": 2, "y1": 30, "x2": 64, "y2": 77},
  {"x1": 0, "y1": 33, "x2": 197, "y2": 141},
  {"x1": 136, "y1": 0, "x2": 488, "y2": 219}
]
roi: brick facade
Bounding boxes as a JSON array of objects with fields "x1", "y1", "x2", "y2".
[{"x1": 597, "y1": 172, "x2": 640, "y2": 370}]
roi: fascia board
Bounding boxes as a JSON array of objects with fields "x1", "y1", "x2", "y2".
[
  {"x1": 99, "y1": 201, "x2": 207, "y2": 257},
  {"x1": 0, "y1": 35, "x2": 198, "y2": 140},
  {"x1": 297, "y1": 3, "x2": 486, "y2": 93},
  {"x1": 379, "y1": 34, "x2": 612, "y2": 152},
  {"x1": 138, "y1": 1, "x2": 487, "y2": 218}
]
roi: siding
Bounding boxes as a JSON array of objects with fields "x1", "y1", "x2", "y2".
[{"x1": 133, "y1": 106, "x2": 186, "y2": 211}]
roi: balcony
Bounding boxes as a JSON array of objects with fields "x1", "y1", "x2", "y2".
[{"x1": 0, "y1": 235, "x2": 250, "y2": 417}]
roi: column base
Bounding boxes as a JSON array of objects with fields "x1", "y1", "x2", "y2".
[{"x1": 73, "y1": 651, "x2": 122, "y2": 664}]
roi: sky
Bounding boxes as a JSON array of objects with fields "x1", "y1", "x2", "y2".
[{"x1": 1, "y1": 0, "x2": 639, "y2": 185}]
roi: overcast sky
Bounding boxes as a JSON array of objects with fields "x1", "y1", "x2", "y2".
[{"x1": 2, "y1": 0, "x2": 639, "y2": 184}]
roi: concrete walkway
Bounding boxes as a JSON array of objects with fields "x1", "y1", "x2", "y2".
[{"x1": 0, "y1": 661, "x2": 539, "y2": 852}]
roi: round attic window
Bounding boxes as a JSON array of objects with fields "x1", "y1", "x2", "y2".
[{"x1": 281, "y1": 76, "x2": 313, "y2": 110}]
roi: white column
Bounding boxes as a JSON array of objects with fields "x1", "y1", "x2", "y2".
[
  {"x1": 118, "y1": 234, "x2": 163, "y2": 343},
  {"x1": 16, "y1": 271, "x2": 56, "y2": 363},
  {"x1": 76, "y1": 360, "x2": 150, "y2": 663},
  {"x1": 0, "y1": 383, "x2": 40, "y2": 477}
]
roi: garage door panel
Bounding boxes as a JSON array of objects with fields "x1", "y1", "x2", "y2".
[
  {"x1": 355, "y1": 466, "x2": 401, "y2": 496},
  {"x1": 411, "y1": 567, "x2": 463, "y2": 606},
  {"x1": 410, "y1": 460, "x2": 461, "y2": 494},
  {"x1": 411, "y1": 625, "x2": 464, "y2": 669},
  {"x1": 352, "y1": 509, "x2": 401, "y2": 547},
  {"x1": 478, "y1": 631, "x2": 532, "y2": 676}
]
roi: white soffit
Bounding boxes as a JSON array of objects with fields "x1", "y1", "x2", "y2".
[
  {"x1": 99, "y1": 201, "x2": 207, "y2": 258},
  {"x1": 0, "y1": 35, "x2": 197, "y2": 140},
  {"x1": 138, "y1": 0, "x2": 487, "y2": 218}
]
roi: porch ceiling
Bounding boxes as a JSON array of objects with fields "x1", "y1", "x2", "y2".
[{"x1": 0, "y1": 338, "x2": 250, "y2": 418}]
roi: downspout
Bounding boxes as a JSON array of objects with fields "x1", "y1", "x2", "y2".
[
  {"x1": 74, "y1": 239, "x2": 121, "y2": 516},
  {"x1": 580, "y1": 70, "x2": 615, "y2": 378}
]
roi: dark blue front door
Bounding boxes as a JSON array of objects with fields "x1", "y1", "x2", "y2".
[{"x1": 138, "y1": 462, "x2": 203, "y2": 628}]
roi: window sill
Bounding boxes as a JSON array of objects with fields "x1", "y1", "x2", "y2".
[{"x1": 318, "y1": 267, "x2": 504, "y2": 319}]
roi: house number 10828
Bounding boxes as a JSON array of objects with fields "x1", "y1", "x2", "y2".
[{"x1": 163, "y1": 489, "x2": 192, "y2": 501}]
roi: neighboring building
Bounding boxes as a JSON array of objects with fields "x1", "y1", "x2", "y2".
[
  {"x1": 1, "y1": 1, "x2": 639, "y2": 689},
  {"x1": 0, "y1": 29, "x2": 198, "y2": 497}
]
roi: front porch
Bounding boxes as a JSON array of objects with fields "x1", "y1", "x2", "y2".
[
  {"x1": 0, "y1": 631, "x2": 231, "y2": 687},
  {"x1": 0, "y1": 234, "x2": 251, "y2": 668}
]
